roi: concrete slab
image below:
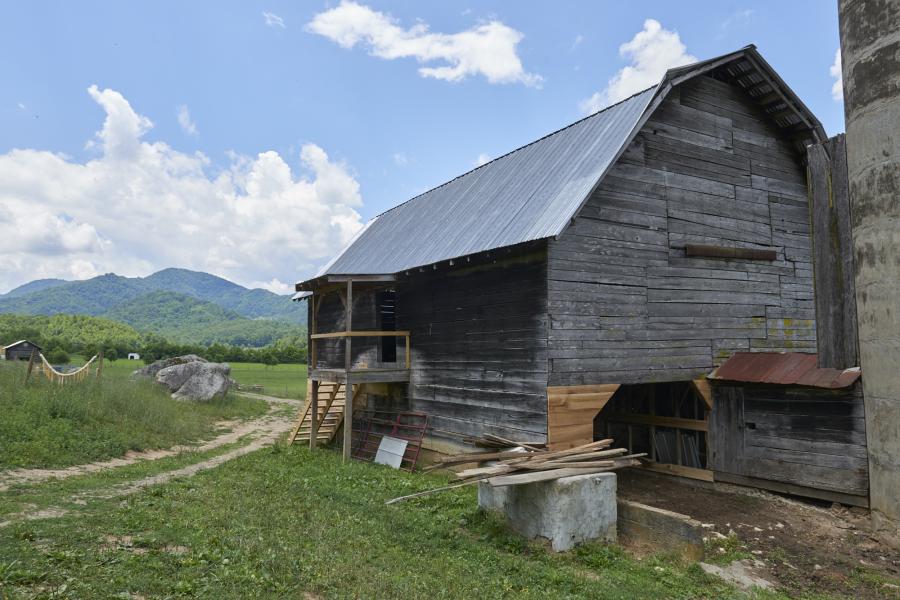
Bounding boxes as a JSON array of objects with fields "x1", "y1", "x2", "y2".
[
  {"x1": 478, "y1": 472, "x2": 617, "y2": 552},
  {"x1": 617, "y1": 499, "x2": 705, "y2": 560}
]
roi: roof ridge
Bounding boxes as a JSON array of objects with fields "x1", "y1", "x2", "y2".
[{"x1": 370, "y1": 84, "x2": 658, "y2": 220}]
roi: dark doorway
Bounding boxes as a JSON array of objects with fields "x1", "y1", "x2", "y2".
[
  {"x1": 595, "y1": 382, "x2": 710, "y2": 475},
  {"x1": 377, "y1": 290, "x2": 397, "y2": 363}
]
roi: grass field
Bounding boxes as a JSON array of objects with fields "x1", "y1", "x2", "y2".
[
  {"x1": 0, "y1": 447, "x2": 764, "y2": 599},
  {"x1": 0, "y1": 361, "x2": 267, "y2": 470},
  {"x1": 227, "y1": 361, "x2": 308, "y2": 400},
  {"x1": 102, "y1": 358, "x2": 308, "y2": 400}
]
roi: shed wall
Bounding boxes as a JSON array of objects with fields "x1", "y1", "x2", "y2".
[
  {"x1": 547, "y1": 75, "x2": 816, "y2": 387},
  {"x1": 711, "y1": 383, "x2": 868, "y2": 505}
]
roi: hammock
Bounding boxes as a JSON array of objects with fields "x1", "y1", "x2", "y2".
[{"x1": 37, "y1": 353, "x2": 99, "y2": 384}]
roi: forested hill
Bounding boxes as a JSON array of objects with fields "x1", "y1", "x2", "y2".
[
  {"x1": 105, "y1": 291, "x2": 305, "y2": 346},
  {"x1": 0, "y1": 268, "x2": 305, "y2": 325}
]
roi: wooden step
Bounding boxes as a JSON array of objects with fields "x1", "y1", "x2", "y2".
[{"x1": 288, "y1": 382, "x2": 357, "y2": 446}]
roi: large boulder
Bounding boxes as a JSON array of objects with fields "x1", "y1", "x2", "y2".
[
  {"x1": 133, "y1": 354, "x2": 207, "y2": 378},
  {"x1": 155, "y1": 361, "x2": 232, "y2": 402}
]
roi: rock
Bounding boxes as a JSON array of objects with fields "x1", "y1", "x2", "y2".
[
  {"x1": 700, "y1": 560, "x2": 774, "y2": 591},
  {"x1": 154, "y1": 361, "x2": 231, "y2": 402},
  {"x1": 133, "y1": 354, "x2": 207, "y2": 378}
]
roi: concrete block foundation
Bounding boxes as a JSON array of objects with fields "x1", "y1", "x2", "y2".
[
  {"x1": 617, "y1": 499, "x2": 705, "y2": 560},
  {"x1": 478, "y1": 472, "x2": 617, "y2": 552}
]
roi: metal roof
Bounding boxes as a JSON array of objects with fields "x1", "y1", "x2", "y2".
[
  {"x1": 3, "y1": 340, "x2": 33, "y2": 349},
  {"x1": 297, "y1": 45, "x2": 825, "y2": 290},
  {"x1": 709, "y1": 353, "x2": 861, "y2": 389},
  {"x1": 317, "y1": 86, "x2": 656, "y2": 278}
]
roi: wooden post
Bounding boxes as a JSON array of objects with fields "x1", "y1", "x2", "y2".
[
  {"x1": 96, "y1": 351, "x2": 104, "y2": 381},
  {"x1": 310, "y1": 380, "x2": 319, "y2": 450},
  {"x1": 310, "y1": 295, "x2": 318, "y2": 370},
  {"x1": 23, "y1": 349, "x2": 37, "y2": 384},
  {"x1": 405, "y1": 333, "x2": 411, "y2": 369},
  {"x1": 343, "y1": 280, "x2": 353, "y2": 462},
  {"x1": 649, "y1": 392, "x2": 657, "y2": 462},
  {"x1": 807, "y1": 136, "x2": 859, "y2": 369}
]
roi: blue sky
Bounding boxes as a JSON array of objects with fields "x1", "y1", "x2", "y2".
[{"x1": 0, "y1": 1, "x2": 843, "y2": 293}]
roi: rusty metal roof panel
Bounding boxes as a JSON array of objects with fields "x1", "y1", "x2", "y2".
[{"x1": 709, "y1": 353, "x2": 861, "y2": 389}]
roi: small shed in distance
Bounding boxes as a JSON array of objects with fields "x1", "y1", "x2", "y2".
[
  {"x1": 127, "y1": 352, "x2": 141, "y2": 360},
  {"x1": 2, "y1": 340, "x2": 41, "y2": 361}
]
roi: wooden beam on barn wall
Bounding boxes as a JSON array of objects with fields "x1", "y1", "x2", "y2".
[
  {"x1": 546, "y1": 384, "x2": 620, "y2": 450},
  {"x1": 691, "y1": 378, "x2": 713, "y2": 410},
  {"x1": 807, "y1": 135, "x2": 860, "y2": 369}
]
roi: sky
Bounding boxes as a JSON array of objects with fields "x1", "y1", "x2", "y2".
[{"x1": 0, "y1": 1, "x2": 844, "y2": 295}]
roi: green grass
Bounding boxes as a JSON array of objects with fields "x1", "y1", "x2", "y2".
[
  {"x1": 227, "y1": 362, "x2": 308, "y2": 400},
  {"x1": 98, "y1": 358, "x2": 307, "y2": 400},
  {"x1": 0, "y1": 439, "x2": 250, "y2": 520},
  {"x1": 0, "y1": 447, "x2": 759, "y2": 599},
  {"x1": 0, "y1": 362, "x2": 267, "y2": 470}
]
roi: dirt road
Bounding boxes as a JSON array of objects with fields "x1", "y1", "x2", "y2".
[{"x1": 0, "y1": 393, "x2": 301, "y2": 526}]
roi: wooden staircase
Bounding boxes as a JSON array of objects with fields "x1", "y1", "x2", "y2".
[{"x1": 288, "y1": 382, "x2": 357, "y2": 446}]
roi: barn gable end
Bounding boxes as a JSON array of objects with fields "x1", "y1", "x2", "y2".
[{"x1": 547, "y1": 74, "x2": 816, "y2": 388}]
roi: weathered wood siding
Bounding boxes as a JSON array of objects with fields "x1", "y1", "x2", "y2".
[
  {"x1": 547, "y1": 75, "x2": 816, "y2": 387},
  {"x1": 711, "y1": 383, "x2": 868, "y2": 504},
  {"x1": 312, "y1": 290, "x2": 379, "y2": 369},
  {"x1": 807, "y1": 134, "x2": 859, "y2": 369},
  {"x1": 395, "y1": 249, "x2": 549, "y2": 443}
]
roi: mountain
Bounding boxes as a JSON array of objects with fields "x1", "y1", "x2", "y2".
[
  {"x1": 142, "y1": 269, "x2": 302, "y2": 322},
  {"x1": 4, "y1": 278, "x2": 69, "y2": 298},
  {"x1": 0, "y1": 269, "x2": 305, "y2": 325},
  {"x1": 0, "y1": 269, "x2": 306, "y2": 347},
  {"x1": 0, "y1": 274, "x2": 147, "y2": 317},
  {"x1": 105, "y1": 290, "x2": 305, "y2": 346}
]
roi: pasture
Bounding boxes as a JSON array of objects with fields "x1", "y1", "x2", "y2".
[
  {"x1": 0, "y1": 447, "x2": 748, "y2": 600},
  {"x1": 227, "y1": 361, "x2": 308, "y2": 400},
  {"x1": 0, "y1": 360, "x2": 267, "y2": 469},
  {"x1": 102, "y1": 358, "x2": 308, "y2": 400}
]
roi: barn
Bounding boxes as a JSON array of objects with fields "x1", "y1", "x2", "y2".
[
  {"x1": 293, "y1": 46, "x2": 869, "y2": 505},
  {"x1": 2, "y1": 340, "x2": 42, "y2": 361}
]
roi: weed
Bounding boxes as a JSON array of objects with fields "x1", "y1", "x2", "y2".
[{"x1": 0, "y1": 362, "x2": 266, "y2": 469}]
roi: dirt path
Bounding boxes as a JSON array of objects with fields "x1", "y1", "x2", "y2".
[{"x1": 0, "y1": 392, "x2": 301, "y2": 493}]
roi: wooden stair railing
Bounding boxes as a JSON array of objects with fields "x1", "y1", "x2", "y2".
[{"x1": 288, "y1": 382, "x2": 360, "y2": 446}]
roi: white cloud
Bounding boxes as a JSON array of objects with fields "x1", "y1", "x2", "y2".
[
  {"x1": 263, "y1": 11, "x2": 285, "y2": 28},
  {"x1": 392, "y1": 152, "x2": 409, "y2": 166},
  {"x1": 0, "y1": 85, "x2": 364, "y2": 293},
  {"x1": 719, "y1": 9, "x2": 754, "y2": 35},
  {"x1": 474, "y1": 153, "x2": 491, "y2": 166},
  {"x1": 830, "y1": 48, "x2": 843, "y2": 102},
  {"x1": 570, "y1": 34, "x2": 584, "y2": 51},
  {"x1": 176, "y1": 104, "x2": 198, "y2": 136},
  {"x1": 307, "y1": 1, "x2": 542, "y2": 87},
  {"x1": 17, "y1": 102, "x2": 26, "y2": 111},
  {"x1": 579, "y1": 19, "x2": 696, "y2": 114},
  {"x1": 251, "y1": 277, "x2": 294, "y2": 294}
]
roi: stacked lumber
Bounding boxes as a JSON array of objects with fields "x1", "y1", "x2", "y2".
[
  {"x1": 461, "y1": 433, "x2": 545, "y2": 450},
  {"x1": 387, "y1": 438, "x2": 644, "y2": 504}
]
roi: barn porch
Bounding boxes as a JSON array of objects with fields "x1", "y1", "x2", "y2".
[{"x1": 296, "y1": 274, "x2": 412, "y2": 461}]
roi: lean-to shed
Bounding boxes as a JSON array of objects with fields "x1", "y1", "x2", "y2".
[{"x1": 293, "y1": 46, "x2": 868, "y2": 503}]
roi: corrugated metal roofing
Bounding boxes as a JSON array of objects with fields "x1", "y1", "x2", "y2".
[
  {"x1": 709, "y1": 353, "x2": 861, "y2": 389},
  {"x1": 317, "y1": 86, "x2": 656, "y2": 277},
  {"x1": 297, "y1": 45, "x2": 825, "y2": 289}
]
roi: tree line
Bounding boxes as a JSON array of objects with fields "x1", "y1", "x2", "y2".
[{"x1": 0, "y1": 314, "x2": 307, "y2": 365}]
